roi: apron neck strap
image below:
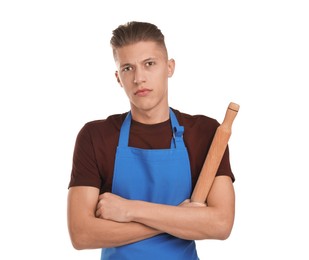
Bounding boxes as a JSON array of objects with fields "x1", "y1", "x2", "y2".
[{"x1": 170, "y1": 109, "x2": 185, "y2": 149}]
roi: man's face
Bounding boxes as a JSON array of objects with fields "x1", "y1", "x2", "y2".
[{"x1": 114, "y1": 41, "x2": 175, "y2": 114}]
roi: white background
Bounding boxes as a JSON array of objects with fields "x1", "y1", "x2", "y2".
[{"x1": 1, "y1": 0, "x2": 308, "y2": 259}]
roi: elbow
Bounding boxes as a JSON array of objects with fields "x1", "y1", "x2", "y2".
[
  {"x1": 216, "y1": 228, "x2": 232, "y2": 240},
  {"x1": 71, "y1": 241, "x2": 84, "y2": 251},
  {"x1": 68, "y1": 227, "x2": 92, "y2": 250},
  {"x1": 197, "y1": 217, "x2": 234, "y2": 241},
  {"x1": 194, "y1": 223, "x2": 233, "y2": 241},
  {"x1": 214, "y1": 219, "x2": 234, "y2": 240},
  {"x1": 68, "y1": 225, "x2": 114, "y2": 250},
  {"x1": 211, "y1": 207, "x2": 235, "y2": 240},
  {"x1": 69, "y1": 233, "x2": 87, "y2": 250},
  {"x1": 71, "y1": 237, "x2": 86, "y2": 250}
]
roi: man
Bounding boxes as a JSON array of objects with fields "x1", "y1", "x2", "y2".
[{"x1": 67, "y1": 21, "x2": 235, "y2": 260}]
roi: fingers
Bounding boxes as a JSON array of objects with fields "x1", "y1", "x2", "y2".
[
  {"x1": 190, "y1": 201, "x2": 207, "y2": 207},
  {"x1": 95, "y1": 192, "x2": 123, "y2": 219},
  {"x1": 96, "y1": 193, "x2": 109, "y2": 218},
  {"x1": 96, "y1": 199, "x2": 103, "y2": 218},
  {"x1": 95, "y1": 208, "x2": 101, "y2": 218},
  {"x1": 98, "y1": 191, "x2": 112, "y2": 200},
  {"x1": 178, "y1": 199, "x2": 190, "y2": 206},
  {"x1": 179, "y1": 199, "x2": 207, "y2": 208},
  {"x1": 95, "y1": 193, "x2": 131, "y2": 222}
]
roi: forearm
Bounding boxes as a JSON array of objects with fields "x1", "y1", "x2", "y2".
[
  {"x1": 96, "y1": 177, "x2": 235, "y2": 241},
  {"x1": 67, "y1": 186, "x2": 161, "y2": 250},
  {"x1": 129, "y1": 201, "x2": 230, "y2": 240},
  {"x1": 129, "y1": 177, "x2": 235, "y2": 240},
  {"x1": 69, "y1": 216, "x2": 161, "y2": 249}
]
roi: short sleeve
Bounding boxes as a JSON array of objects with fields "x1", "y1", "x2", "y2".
[
  {"x1": 68, "y1": 124, "x2": 101, "y2": 189},
  {"x1": 216, "y1": 145, "x2": 235, "y2": 182}
]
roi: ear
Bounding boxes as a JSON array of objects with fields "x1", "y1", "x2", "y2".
[
  {"x1": 115, "y1": 71, "x2": 123, "y2": 87},
  {"x1": 167, "y1": 59, "x2": 175, "y2": 77}
]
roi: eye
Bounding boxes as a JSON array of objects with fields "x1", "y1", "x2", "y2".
[
  {"x1": 145, "y1": 61, "x2": 155, "y2": 67},
  {"x1": 122, "y1": 66, "x2": 133, "y2": 72}
]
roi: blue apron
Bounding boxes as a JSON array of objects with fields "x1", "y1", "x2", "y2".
[{"x1": 101, "y1": 109, "x2": 199, "y2": 260}]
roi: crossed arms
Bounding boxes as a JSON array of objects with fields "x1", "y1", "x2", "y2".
[{"x1": 67, "y1": 175, "x2": 235, "y2": 250}]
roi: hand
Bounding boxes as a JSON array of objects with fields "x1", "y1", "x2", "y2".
[
  {"x1": 179, "y1": 199, "x2": 207, "y2": 208},
  {"x1": 96, "y1": 192, "x2": 132, "y2": 223}
]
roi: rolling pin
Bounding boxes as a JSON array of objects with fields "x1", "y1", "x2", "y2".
[{"x1": 190, "y1": 102, "x2": 239, "y2": 203}]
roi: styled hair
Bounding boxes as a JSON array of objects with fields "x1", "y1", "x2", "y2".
[{"x1": 110, "y1": 21, "x2": 167, "y2": 59}]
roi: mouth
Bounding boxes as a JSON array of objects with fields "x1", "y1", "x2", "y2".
[{"x1": 134, "y1": 88, "x2": 152, "y2": 97}]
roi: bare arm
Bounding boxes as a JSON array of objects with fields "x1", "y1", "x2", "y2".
[
  {"x1": 96, "y1": 176, "x2": 235, "y2": 240},
  {"x1": 67, "y1": 186, "x2": 161, "y2": 250}
]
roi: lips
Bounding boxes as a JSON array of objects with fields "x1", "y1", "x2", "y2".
[{"x1": 134, "y1": 88, "x2": 152, "y2": 97}]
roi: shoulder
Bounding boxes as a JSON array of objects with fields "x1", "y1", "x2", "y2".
[
  {"x1": 171, "y1": 108, "x2": 220, "y2": 133},
  {"x1": 77, "y1": 112, "x2": 128, "y2": 140},
  {"x1": 83, "y1": 113, "x2": 127, "y2": 131}
]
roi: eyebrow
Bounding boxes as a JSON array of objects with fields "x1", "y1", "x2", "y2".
[
  {"x1": 119, "y1": 57, "x2": 157, "y2": 69},
  {"x1": 119, "y1": 63, "x2": 131, "y2": 70}
]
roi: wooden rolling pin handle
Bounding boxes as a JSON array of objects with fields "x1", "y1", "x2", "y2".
[{"x1": 190, "y1": 102, "x2": 239, "y2": 204}]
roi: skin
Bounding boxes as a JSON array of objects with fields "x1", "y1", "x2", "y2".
[
  {"x1": 95, "y1": 176, "x2": 235, "y2": 240},
  {"x1": 67, "y1": 40, "x2": 235, "y2": 250},
  {"x1": 114, "y1": 41, "x2": 174, "y2": 124}
]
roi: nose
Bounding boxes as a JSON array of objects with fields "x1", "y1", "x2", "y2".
[{"x1": 133, "y1": 67, "x2": 146, "y2": 84}]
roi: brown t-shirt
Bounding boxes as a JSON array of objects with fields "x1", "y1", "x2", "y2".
[{"x1": 68, "y1": 108, "x2": 235, "y2": 194}]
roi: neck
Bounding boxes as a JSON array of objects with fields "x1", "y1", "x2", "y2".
[{"x1": 130, "y1": 106, "x2": 170, "y2": 124}]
